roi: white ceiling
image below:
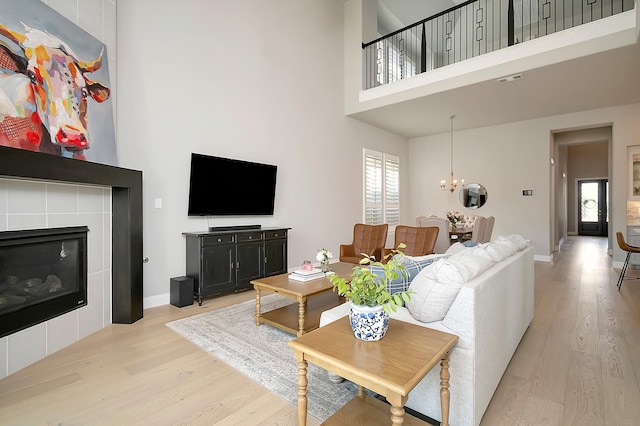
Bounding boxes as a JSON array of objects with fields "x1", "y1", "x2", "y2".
[{"x1": 356, "y1": 1, "x2": 640, "y2": 138}]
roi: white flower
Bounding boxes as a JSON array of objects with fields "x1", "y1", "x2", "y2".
[{"x1": 316, "y1": 249, "x2": 333, "y2": 262}]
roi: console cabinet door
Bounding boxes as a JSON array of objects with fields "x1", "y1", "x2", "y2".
[
  {"x1": 202, "y1": 245, "x2": 235, "y2": 295},
  {"x1": 235, "y1": 241, "x2": 263, "y2": 290},
  {"x1": 264, "y1": 238, "x2": 287, "y2": 276}
]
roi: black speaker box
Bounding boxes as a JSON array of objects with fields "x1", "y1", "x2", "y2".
[{"x1": 170, "y1": 276, "x2": 194, "y2": 308}]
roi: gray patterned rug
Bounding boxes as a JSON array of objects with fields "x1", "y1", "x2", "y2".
[{"x1": 165, "y1": 294, "x2": 359, "y2": 422}]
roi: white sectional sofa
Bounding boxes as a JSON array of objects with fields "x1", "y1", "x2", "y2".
[{"x1": 320, "y1": 236, "x2": 534, "y2": 426}]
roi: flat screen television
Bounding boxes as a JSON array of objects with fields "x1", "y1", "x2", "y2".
[{"x1": 187, "y1": 153, "x2": 277, "y2": 216}]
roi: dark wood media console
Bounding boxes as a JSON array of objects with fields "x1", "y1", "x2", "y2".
[{"x1": 183, "y1": 225, "x2": 289, "y2": 305}]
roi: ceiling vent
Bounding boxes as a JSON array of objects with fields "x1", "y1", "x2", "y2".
[{"x1": 497, "y1": 73, "x2": 524, "y2": 84}]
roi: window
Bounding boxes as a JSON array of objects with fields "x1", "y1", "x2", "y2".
[
  {"x1": 375, "y1": 39, "x2": 417, "y2": 86},
  {"x1": 363, "y1": 149, "x2": 399, "y2": 227}
]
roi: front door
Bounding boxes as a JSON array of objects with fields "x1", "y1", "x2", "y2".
[{"x1": 578, "y1": 179, "x2": 608, "y2": 236}]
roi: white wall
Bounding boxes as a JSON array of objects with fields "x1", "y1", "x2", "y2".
[
  {"x1": 116, "y1": 0, "x2": 410, "y2": 304},
  {"x1": 408, "y1": 103, "x2": 640, "y2": 263}
]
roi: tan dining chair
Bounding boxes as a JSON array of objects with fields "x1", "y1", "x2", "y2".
[
  {"x1": 482, "y1": 216, "x2": 495, "y2": 243},
  {"x1": 470, "y1": 216, "x2": 486, "y2": 243},
  {"x1": 416, "y1": 215, "x2": 450, "y2": 254}
]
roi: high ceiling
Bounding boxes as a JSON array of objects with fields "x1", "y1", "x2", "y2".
[{"x1": 353, "y1": 1, "x2": 640, "y2": 138}]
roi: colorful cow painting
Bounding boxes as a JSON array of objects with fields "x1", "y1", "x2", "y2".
[{"x1": 0, "y1": 23, "x2": 110, "y2": 160}]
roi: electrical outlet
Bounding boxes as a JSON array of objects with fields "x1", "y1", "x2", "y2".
[{"x1": 522, "y1": 190, "x2": 533, "y2": 196}]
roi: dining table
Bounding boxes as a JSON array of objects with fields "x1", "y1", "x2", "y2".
[{"x1": 449, "y1": 226, "x2": 473, "y2": 242}]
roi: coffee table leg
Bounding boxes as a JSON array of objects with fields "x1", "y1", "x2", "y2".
[
  {"x1": 440, "y1": 351, "x2": 452, "y2": 426},
  {"x1": 255, "y1": 288, "x2": 261, "y2": 326},
  {"x1": 297, "y1": 296, "x2": 307, "y2": 337},
  {"x1": 296, "y1": 357, "x2": 308, "y2": 426},
  {"x1": 389, "y1": 404, "x2": 405, "y2": 425}
]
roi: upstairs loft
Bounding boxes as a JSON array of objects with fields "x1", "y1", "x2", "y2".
[{"x1": 344, "y1": 0, "x2": 640, "y2": 137}]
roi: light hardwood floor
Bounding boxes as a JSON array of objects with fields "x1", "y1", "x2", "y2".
[{"x1": 0, "y1": 236, "x2": 639, "y2": 425}]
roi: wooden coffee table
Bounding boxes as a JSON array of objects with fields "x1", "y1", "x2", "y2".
[
  {"x1": 288, "y1": 316, "x2": 459, "y2": 425},
  {"x1": 251, "y1": 262, "x2": 354, "y2": 337}
]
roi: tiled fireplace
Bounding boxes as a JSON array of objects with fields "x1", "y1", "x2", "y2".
[{"x1": 0, "y1": 145, "x2": 142, "y2": 379}]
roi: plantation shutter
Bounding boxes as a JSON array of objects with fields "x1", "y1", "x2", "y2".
[
  {"x1": 364, "y1": 150, "x2": 383, "y2": 225},
  {"x1": 384, "y1": 154, "x2": 400, "y2": 226},
  {"x1": 363, "y1": 149, "x2": 400, "y2": 226}
]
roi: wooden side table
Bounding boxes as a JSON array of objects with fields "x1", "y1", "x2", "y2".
[{"x1": 288, "y1": 317, "x2": 458, "y2": 425}]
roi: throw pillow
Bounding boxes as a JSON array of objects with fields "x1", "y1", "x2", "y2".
[
  {"x1": 445, "y1": 242, "x2": 467, "y2": 255},
  {"x1": 484, "y1": 239, "x2": 517, "y2": 262},
  {"x1": 369, "y1": 255, "x2": 444, "y2": 295},
  {"x1": 502, "y1": 234, "x2": 528, "y2": 250},
  {"x1": 405, "y1": 250, "x2": 494, "y2": 323},
  {"x1": 406, "y1": 261, "x2": 464, "y2": 323}
]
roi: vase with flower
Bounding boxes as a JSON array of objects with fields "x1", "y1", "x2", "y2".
[
  {"x1": 316, "y1": 248, "x2": 333, "y2": 272},
  {"x1": 446, "y1": 210, "x2": 464, "y2": 230}
]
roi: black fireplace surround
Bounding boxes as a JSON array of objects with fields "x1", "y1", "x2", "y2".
[
  {"x1": 0, "y1": 146, "x2": 143, "y2": 327},
  {"x1": 0, "y1": 227, "x2": 88, "y2": 338}
]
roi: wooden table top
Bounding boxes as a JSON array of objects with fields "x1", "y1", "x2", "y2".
[
  {"x1": 289, "y1": 316, "x2": 458, "y2": 397},
  {"x1": 449, "y1": 226, "x2": 473, "y2": 236},
  {"x1": 251, "y1": 262, "x2": 356, "y2": 297}
]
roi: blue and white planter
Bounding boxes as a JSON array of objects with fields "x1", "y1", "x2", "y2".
[{"x1": 349, "y1": 303, "x2": 389, "y2": 341}]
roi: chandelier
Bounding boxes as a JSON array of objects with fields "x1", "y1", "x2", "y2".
[{"x1": 440, "y1": 115, "x2": 463, "y2": 193}]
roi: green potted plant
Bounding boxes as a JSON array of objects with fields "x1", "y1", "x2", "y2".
[{"x1": 329, "y1": 244, "x2": 413, "y2": 341}]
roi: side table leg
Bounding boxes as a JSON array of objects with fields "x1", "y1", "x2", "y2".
[
  {"x1": 356, "y1": 385, "x2": 366, "y2": 398},
  {"x1": 440, "y1": 351, "x2": 452, "y2": 426},
  {"x1": 389, "y1": 405, "x2": 405, "y2": 425},
  {"x1": 255, "y1": 288, "x2": 261, "y2": 326},
  {"x1": 296, "y1": 358, "x2": 308, "y2": 426},
  {"x1": 297, "y1": 297, "x2": 307, "y2": 337}
]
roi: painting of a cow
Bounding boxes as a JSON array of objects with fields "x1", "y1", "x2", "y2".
[
  {"x1": 0, "y1": 23, "x2": 109, "y2": 160},
  {"x1": 0, "y1": 0, "x2": 116, "y2": 165}
]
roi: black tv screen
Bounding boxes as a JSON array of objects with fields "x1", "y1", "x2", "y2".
[{"x1": 188, "y1": 153, "x2": 277, "y2": 216}]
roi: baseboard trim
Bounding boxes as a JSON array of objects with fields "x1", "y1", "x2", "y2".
[
  {"x1": 144, "y1": 293, "x2": 169, "y2": 309},
  {"x1": 534, "y1": 254, "x2": 552, "y2": 262}
]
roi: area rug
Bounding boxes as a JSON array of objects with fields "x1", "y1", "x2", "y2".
[{"x1": 165, "y1": 294, "x2": 359, "y2": 422}]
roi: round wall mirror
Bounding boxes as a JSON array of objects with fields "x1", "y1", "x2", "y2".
[{"x1": 460, "y1": 183, "x2": 488, "y2": 209}]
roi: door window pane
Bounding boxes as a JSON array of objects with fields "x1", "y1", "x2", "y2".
[{"x1": 580, "y1": 182, "x2": 599, "y2": 223}]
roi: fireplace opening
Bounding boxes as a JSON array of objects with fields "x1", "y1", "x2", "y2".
[{"x1": 0, "y1": 226, "x2": 88, "y2": 338}]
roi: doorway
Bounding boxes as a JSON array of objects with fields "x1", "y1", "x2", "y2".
[{"x1": 577, "y1": 179, "x2": 608, "y2": 236}]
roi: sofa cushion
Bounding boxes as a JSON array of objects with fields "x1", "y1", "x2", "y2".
[{"x1": 369, "y1": 254, "x2": 445, "y2": 295}]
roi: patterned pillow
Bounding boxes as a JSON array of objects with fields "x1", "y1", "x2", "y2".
[{"x1": 369, "y1": 254, "x2": 446, "y2": 295}]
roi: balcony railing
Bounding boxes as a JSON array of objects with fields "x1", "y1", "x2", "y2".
[{"x1": 363, "y1": 0, "x2": 634, "y2": 90}]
